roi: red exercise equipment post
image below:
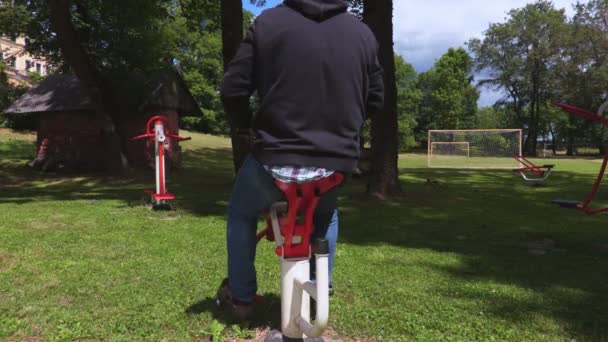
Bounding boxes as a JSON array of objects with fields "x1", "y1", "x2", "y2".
[
  {"x1": 131, "y1": 116, "x2": 191, "y2": 209},
  {"x1": 255, "y1": 172, "x2": 345, "y2": 339}
]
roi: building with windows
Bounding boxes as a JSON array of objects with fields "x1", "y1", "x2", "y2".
[{"x1": 0, "y1": 36, "x2": 48, "y2": 85}]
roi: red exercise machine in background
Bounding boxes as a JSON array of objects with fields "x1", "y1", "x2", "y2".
[
  {"x1": 132, "y1": 116, "x2": 191, "y2": 210},
  {"x1": 512, "y1": 155, "x2": 555, "y2": 184},
  {"x1": 552, "y1": 102, "x2": 608, "y2": 215}
]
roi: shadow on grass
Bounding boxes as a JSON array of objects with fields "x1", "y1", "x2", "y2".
[
  {"x1": 336, "y1": 168, "x2": 608, "y2": 339},
  {"x1": 186, "y1": 293, "x2": 281, "y2": 331},
  {"x1": 2, "y1": 145, "x2": 608, "y2": 339},
  {"x1": 0, "y1": 148, "x2": 233, "y2": 217}
]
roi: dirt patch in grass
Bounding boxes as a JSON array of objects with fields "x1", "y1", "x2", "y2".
[
  {"x1": 595, "y1": 243, "x2": 608, "y2": 252},
  {"x1": 9, "y1": 324, "x2": 44, "y2": 342},
  {"x1": 10, "y1": 335, "x2": 43, "y2": 342},
  {"x1": 58, "y1": 296, "x2": 74, "y2": 307},
  {"x1": 247, "y1": 328, "x2": 374, "y2": 342},
  {"x1": 28, "y1": 221, "x2": 68, "y2": 230},
  {"x1": 323, "y1": 327, "x2": 375, "y2": 342},
  {"x1": 0, "y1": 255, "x2": 18, "y2": 272},
  {"x1": 521, "y1": 238, "x2": 568, "y2": 255},
  {"x1": 146, "y1": 214, "x2": 182, "y2": 221}
]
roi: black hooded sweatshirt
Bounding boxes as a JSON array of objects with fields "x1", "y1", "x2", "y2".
[{"x1": 221, "y1": 0, "x2": 384, "y2": 172}]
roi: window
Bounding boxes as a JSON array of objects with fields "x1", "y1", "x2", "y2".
[
  {"x1": 0, "y1": 51, "x2": 4, "y2": 61},
  {"x1": 9, "y1": 56, "x2": 15, "y2": 68},
  {"x1": 36, "y1": 63, "x2": 41, "y2": 73},
  {"x1": 25, "y1": 60, "x2": 31, "y2": 70}
]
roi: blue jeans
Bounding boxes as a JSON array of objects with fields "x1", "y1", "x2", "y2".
[{"x1": 227, "y1": 155, "x2": 340, "y2": 303}]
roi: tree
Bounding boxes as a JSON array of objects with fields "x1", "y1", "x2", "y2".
[
  {"x1": 394, "y1": 55, "x2": 420, "y2": 151},
  {"x1": 554, "y1": 0, "x2": 608, "y2": 155},
  {"x1": 468, "y1": 1, "x2": 567, "y2": 156},
  {"x1": 1, "y1": 0, "x2": 248, "y2": 171},
  {"x1": 0, "y1": 62, "x2": 27, "y2": 126},
  {"x1": 363, "y1": 0, "x2": 401, "y2": 198},
  {"x1": 172, "y1": 3, "x2": 254, "y2": 135},
  {"x1": 476, "y1": 106, "x2": 507, "y2": 129},
  {"x1": 220, "y1": 0, "x2": 263, "y2": 173},
  {"x1": 415, "y1": 48, "x2": 479, "y2": 141},
  {"x1": 0, "y1": 0, "x2": 182, "y2": 173}
]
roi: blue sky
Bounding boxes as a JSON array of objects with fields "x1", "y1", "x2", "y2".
[
  {"x1": 243, "y1": 0, "x2": 577, "y2": 106},
  {"x1": 243, "y1": 0, "x2": 282, "y2": 15}
]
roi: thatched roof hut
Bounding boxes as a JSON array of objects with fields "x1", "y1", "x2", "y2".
[{"x1": 4, "y1": 70, "x2": 201, "y2": 171}]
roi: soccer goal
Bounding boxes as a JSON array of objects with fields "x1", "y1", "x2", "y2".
[{"x1": 428, "y1": 129, "x2": 523, "y2": 169}]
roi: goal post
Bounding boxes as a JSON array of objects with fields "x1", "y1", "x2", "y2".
[{"x1": 428, "y1": 129, "x2": 523, "y2": 169}]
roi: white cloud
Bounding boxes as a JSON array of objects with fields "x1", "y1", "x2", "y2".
[{"x1": 392, "y1": 0, "x2": 576, "y2": 105}]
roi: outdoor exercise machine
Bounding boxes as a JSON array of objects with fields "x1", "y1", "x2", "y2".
[
  {"x1": 512, "y1": 155, "x2": 555, "y2": 185},
  {"x1": 131, "y1": 116, "x2": 190, "y2": 210},
  {"x1": 552, "y1": 102, "x2": 608, "y2": 215},
  {"x1": 255, "y1": 173, "x2": 345, "y2": 341}
]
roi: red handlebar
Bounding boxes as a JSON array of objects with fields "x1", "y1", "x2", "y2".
[
  {"x1": 131, "y1": 133, "x2": 155, "y2": 141},
  {"x1": 167, "y1": 134, "x2": 192, "y2": 142},
  {"x1": 131, "y1": 116, "x2": 191, "y2": 141},
  {"x1": 553, "y1": 103, "x2": 608, "y2": 127}
]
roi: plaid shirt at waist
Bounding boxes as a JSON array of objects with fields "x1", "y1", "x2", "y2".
[{"x1": 263, "y1": 165, "x2": 335, "y2": 184}]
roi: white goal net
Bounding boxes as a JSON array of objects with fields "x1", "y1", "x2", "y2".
[{"x1": 428, "y1": 129, "x2": 522, "y2": 168}]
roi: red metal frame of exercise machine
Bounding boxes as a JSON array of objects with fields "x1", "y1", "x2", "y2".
[
  {"x1": 512, "y1": 155, "x2": 555, "y2": 182},
  {"x1": 255, "y1": 173, "x2": 345, "y2": 339},
  {"x1": 552, "y1": 102, "x2": 608, "y2": 215},
  {"x1": 256, "y1": 173, "x2": 345, "y2": 257},
  {"x1": 131, "y1": 116, "x2": 191, "y2": 209}
]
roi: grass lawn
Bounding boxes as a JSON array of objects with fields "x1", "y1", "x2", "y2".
[{"x1": 1, "y1": 128, "x2": 608, "y2": 341}]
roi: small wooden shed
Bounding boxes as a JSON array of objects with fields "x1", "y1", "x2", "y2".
[{"x1": 4, "y1": 70, "x2": 201, "y2": 171}]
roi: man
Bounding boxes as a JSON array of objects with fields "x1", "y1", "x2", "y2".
[{"x1": 218, "y1": 0, "x2": 384, "y2": 321}]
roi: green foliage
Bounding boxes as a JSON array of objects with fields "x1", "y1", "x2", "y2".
[
  {"x1": 0, "y1": 0, "x2": 179, "y2": 72},
  {"x1": 171, "y1": 8, "x2": 227, "y2": 134},
  {"x1": 415, "y1": 48, "x2": 479, "y2": 142},
  {"x1": 170, "y1": 5, "x2": 255, "y2": 134},
  {"x1": 0, "y1": 0, "x2": 261, "y2": 135},
  {"x1": 395, "y1": 55, "x2": 420, "y2": 151},
  {"x1": 0, "y1": 63, "x2": 29, "y2": 129},
  {"x1": 26, "y1": 71, "x2": 43, "y2": 83},
  {"x1": 361, "y1": 54, "x2": 420, "y2": 151},
  {"x1": 468, "y1": 1, "x2": 567, "y2": 154},
  {"x1": 552, "y1": 0, "x2": 608, "y2": 153},
  {"x1": 0, "y1": 2, "x2": 30, "y2": 40},
  {"x1": 476, "y1": 107, "x2": 508, "y2": 129},
  {"x1": 203, "y1": 320, "x2": 225, "y2": 341}
]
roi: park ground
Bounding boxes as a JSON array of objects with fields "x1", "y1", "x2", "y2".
[{"x1": 1, "y1": 128, "x2": 608, "y2": 341}]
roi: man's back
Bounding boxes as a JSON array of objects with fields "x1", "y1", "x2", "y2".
[{"x1": 222, "y1": 0, "x2": 384, "y2": 173}]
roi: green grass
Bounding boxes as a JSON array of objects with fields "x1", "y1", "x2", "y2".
[
  {"x1": 1, "y1": 128, "x2": 608, "y2": 341},
  {"x1": 429, "y1": 156, "x2": 522, "y2": 169}
]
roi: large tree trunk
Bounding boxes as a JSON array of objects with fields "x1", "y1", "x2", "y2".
[
  {"x1": 48, "y1": 0, "x2": 128, "y2": 175},
  {"x1": 550, "y1": 129, "x2": 557, "y2": 156},
  {"x1": 363, "y1": 0, "x2": 401, "y2": 199},
  {"x1": 221, "y1": 0, "x2": 251, "y2": 174},
  {"x1": 524, "y1": 127, "x2": 538, "y2": 156},
  {"x1": 567, "y1": 132, "x2": 574, "y2": 156}
]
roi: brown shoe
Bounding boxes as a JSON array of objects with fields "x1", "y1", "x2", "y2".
[{"x1": 216, "y1": 278, "x2": 255, "y2": 321}]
